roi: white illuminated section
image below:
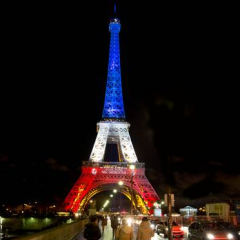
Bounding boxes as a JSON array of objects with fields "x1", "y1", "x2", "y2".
[
  {"x1": 89, "y1": 121, "x2": 138, "y2": 162},
  {"x1": 89, "y1": 125, "x2": 109, "y2": 162}
]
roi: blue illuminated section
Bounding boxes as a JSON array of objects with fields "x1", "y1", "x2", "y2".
[{"x1": 102, "y1": 18, "x2": 125, "y2": 120}]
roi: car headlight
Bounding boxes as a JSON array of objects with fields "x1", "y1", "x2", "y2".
[
  {"x1": 227, "y1": 233, "x2": 233, "y2": 239},
  {"x1": 207, "y1": 233, "x2": 215, "y2": 239}
]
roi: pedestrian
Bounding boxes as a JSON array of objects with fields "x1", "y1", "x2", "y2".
[
  {"x1": 116, "y1": 219, "x2": 133, "y2": 240},
  {"x1": 136, "y1": 217, "x2": 154, "y2": 240},
  {"x1": 83, "y1": 215, "x2": 102, "y2": 240},
  {"x1": 111, "y1": 215, "x2": 119, "y2": 238},
  {"x1": 101, "y1": 215, "x2": 108, "y2": 232}
]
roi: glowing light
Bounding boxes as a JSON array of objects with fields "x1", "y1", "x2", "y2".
[
  {"x1": 129, "y1": 165, "x2": 135, "y2": 170},
  {"x1": 127, "y1": 218, "x2": 132, "y2": 226},
  {"x1": 207, "y1": 233, "x2": 214, "y2": 239},
  {"x1": 227, "y1": 233, "x2": 233, "y2": 239},
  {"x1": 118, "y1": 181, "x2": 124, "y2": 186},
  {"x1": 103, "y1": 200, "x2": 110, "y2": 208}
]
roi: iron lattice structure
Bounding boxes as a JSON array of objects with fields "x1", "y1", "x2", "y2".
[
  {"x1": 64, "y1": 162, "x2": 159, "y2": 214},
  {"x1": 89, "y1": 121, "x2": 138, "y2": 163},
  {"x1": 63, "y1": 17, "x2": 160, "y2": 214},
  {"x1": 102, "y1": 18, "x2": 125, "y2": 120}
]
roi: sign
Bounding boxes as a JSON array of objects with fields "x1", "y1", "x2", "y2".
[
  {"x1": 154, "y1": 209, "x2": 162, "y2": 217},
  {"x1": 164, "y1": 194, "x2": 174, "y2": 207}
]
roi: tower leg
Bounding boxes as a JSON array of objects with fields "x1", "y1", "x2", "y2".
[
  {"x1": 89, "y1": 126, "x2": 109, "y2": 162},
  {"x1": 119, "y1": 127, "x2": 138, "y2": 162}
]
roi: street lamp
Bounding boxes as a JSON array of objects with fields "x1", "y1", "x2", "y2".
[{"x1": 129, "y1": 164, "x2": 135, "y2": 215}]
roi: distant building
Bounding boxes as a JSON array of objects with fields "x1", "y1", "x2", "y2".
[
  {"x1": 235, "y1": 202, "x2": 240, "y2": 224},
  {"x1": 180, "y1": 206, "x2": 197, "y2": 217},
  {"x1": 205, "y1": 203, "x2": 230, "y2": 222}
]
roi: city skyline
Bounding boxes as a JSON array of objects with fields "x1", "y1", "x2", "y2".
[{"x1": 0, "y1": 2, "x2": 239, "y2": 209}]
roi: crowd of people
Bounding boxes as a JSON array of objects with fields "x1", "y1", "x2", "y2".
[{"x1": 83, "y1": 214, "x2": 155, "y2": 240}]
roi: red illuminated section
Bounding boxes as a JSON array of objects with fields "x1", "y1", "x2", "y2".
[{"x1": 63, "y1": 163, "x2": 160, "y2": 214}]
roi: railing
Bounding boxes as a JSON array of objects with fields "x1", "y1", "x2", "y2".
[
  {"x1": 82, "y1": 161, "x2": 145, "y2": 169},
  {"x1": 8, "y1": 218, "x2": 88, "y2": 240}
]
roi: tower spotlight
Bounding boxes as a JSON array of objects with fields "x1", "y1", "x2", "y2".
[
  {"x1": 129, "y1": 165, "x2": 135, "y2": 170},
  {"x1": 118, "y1": 181, "x2": 124, "y2": 186}
]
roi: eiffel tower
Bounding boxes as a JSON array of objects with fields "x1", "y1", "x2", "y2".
[{"x1": 63, "y1": 13, "x2": 160, "y2": 215}]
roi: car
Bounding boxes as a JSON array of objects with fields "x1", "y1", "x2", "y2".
[
  {"x1": 156, "y1": 221, "x2": 184, "y2": 238},
  {"x1": 218, "y1": 222, "x2": 240, "y2": 240},
  {"x1": 188, "y1": 221, "x2": 238, "y2": 240}
]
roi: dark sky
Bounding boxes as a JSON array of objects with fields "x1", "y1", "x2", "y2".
[{"x1": 0, "y1": 1, "x2": 239, "y2": 209}]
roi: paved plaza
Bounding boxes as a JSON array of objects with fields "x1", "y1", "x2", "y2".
[{"x1": 72, "y1": 218, "x2": 187, "y2": 240}]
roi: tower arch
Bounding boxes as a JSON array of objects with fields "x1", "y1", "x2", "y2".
[{"x1": 63, "y1": 162, "x2": 159, "y2": 214}]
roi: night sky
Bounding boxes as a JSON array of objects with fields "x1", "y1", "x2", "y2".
[{"x1": 0, "y1": 1, "x2": 239, "y2": 209}]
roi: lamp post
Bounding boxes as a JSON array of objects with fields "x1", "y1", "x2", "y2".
[{"x1": 129, "y1": 164, "x2": 135, "y2": 215}]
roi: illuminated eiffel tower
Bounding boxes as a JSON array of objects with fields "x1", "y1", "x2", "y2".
[{"x1": 63, "y1": 11, "x2": 160, "y2": 214}]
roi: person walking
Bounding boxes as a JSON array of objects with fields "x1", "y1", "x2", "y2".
[
  {"x1": 101, "y1": 215, "x2": 108, "y2": 232},
  {"x1": 83, "y1": 215, "x2": 102, "y2": 240},
  {"x1": 111, "y1": 215, "x2": 119, "y2": 238},
  {"x1": 136, "y1": 217, "x2": 154, "y2": 240},
  {"x1": 116, "y1": 219, "x2": 133, "y2": 240}
]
